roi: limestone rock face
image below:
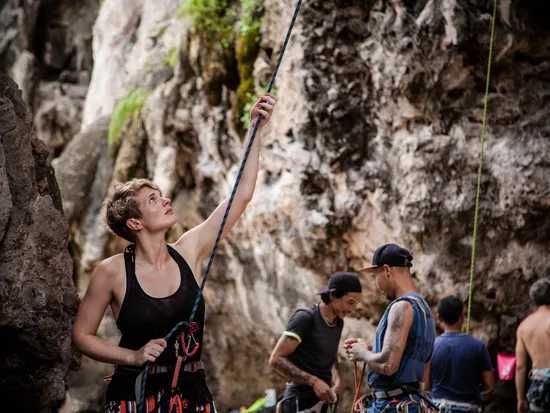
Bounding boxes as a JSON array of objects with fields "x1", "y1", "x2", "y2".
[
  {"x1": 0, "y1": 0, "x2": 18, "y2": 73},
  {"x1": 2, "y1": 0, "x2": 98, "y2": 155},
  {"x1": 4, "y1": 0, "x2": 550, "y2": 412},
  {"x1": 0, "y1": 72, "x2": 79, "y2": 412}
]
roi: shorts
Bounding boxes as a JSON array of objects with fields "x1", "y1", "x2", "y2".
[
  {"x1": 527, "y1": 369, "x2": 550, "y2": 413},
  {"x1": 432, "y1": 398, "x2": 481, "y2": 413}
]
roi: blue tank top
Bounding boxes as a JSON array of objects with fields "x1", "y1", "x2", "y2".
[{"x1": 368, "y1": 293, "x2": 436, "y2": 389}]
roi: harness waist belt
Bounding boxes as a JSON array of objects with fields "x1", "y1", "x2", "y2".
[
  {"x1": 372, "y1": 383, "x2": 420, "y2": 400},
  {"x1": 111, "y1": 360, "x2": 204, "y2": 378},
  {"x1": 432, "y1": 398, "x2": 481, "y2": 411},
  {"x1": 149, "y1": 360, "x2": 204, "y2": 374},
  {"x1": 372, "y1": 388, "x2": 404, "y2": 399}
]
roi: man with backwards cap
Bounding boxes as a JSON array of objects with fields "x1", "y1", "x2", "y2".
[
  {"x1": 269, "y1": 272, "x2": 363, "y2": 413},
  {"x1": 344, "y1": 244, "x2": 436, "y2": 413}
]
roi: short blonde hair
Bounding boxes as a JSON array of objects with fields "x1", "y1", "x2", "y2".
[{"x1": 105, "y1": 178, "x2": 161, "y2": 242}]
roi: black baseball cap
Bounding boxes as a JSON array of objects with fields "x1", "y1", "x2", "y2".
[
  {"x1": 317, "y1": 272, "x2": 362, "y2": 295},
  {"x1": 358, "y1": 243, "x2": 413, "y2": 272}
]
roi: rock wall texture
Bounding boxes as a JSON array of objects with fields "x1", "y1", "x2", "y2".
[
  {"x1": 3, "y1": 0, "x2": 550, "y2": 412},
  {"x1": 0, "y1": 72, "x2": 79, "y2": 411},
  {"x1": 0, "y1": 0, "x2": 98, "y2": 156}
]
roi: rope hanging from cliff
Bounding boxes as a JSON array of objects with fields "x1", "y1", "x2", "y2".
[
  {"x1": 465, "y1": 0, "x2": 498, "y2": 335},
  {"x1": 137, "y1": 1, "x2": 304, "y2": 411}
]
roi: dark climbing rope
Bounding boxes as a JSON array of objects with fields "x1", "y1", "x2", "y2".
[{"x1": 138, "y1": 1, "x2": 303, "y2": 411}]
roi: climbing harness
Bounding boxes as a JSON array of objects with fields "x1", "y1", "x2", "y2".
[
  {"x1": 353, "y1": 387, "x2": 438, "y2": 413},
  {"x1": 375, "y1": 394, "x2": 420, "y2": 413},
  {"x1": 136, "y1": 0, "x2": 304, "y2": 411},
  {"x1": 351, "y1": 362, "x2": 440, "y2": 413},
  {"x1": 465, "y1": 0, "x2": 498, "y2": 334}
]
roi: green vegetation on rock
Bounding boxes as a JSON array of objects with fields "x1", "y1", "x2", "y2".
[
  {"x1": 155, "y1": 26, "x2": 167, "y2": 38},
  {"x1": 177, "y1": 0, "x2": 235, "y2": 47},
  {"x1": 163, "y1": 48, "x2": 178, "y2": 68},
  {"x1": 239, "y1": 0, "x2": 263, "y2": 39},
  {"x1": 108, "y1": 88, "x2": 150, "y2": 145},
  {"x1": 235, "y1": 0, "x2": 264, "y2": 131},
  {"x1": 177, "y1": 0, "x2": 266, "y2": 131}
]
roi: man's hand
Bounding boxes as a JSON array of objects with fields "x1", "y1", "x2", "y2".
[
  {"x1": 517, "y1": 398, "x2": 529, "y2": 413},
  {"x1": 249, "y1": 94, "x2": 276, "y2": 130},
  {"x1": 332, "y1": 380, "x2": 342, "y2": 397},
  {"x1": 331, "y1": 382, "x2": 342, "y2": 407},
  {"x1": 130, "y1": 338, "x2": 167, "y2": 366},
  {"x1": 344, "y1": 338, "x2": 372, "y2": 362},
  {"x1": 310, "y1": 377, "x2": 337, "y2": 404}
]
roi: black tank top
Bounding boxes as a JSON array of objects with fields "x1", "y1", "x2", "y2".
[{"x1": 106, "y1": 244, "x2": 207, "y2": 401}]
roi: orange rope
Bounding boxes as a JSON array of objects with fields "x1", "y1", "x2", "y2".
[{"x1": 351, "y1": 362, "x2": 367, "y2": 413}]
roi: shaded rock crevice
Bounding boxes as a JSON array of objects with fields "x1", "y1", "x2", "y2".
[{"x1": 0, "y1": 72, "x2": 79, "y2": 412}]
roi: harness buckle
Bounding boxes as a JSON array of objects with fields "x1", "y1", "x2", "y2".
[{"x1": 186, "y1": 361, "x2": 201, "y2": 373}]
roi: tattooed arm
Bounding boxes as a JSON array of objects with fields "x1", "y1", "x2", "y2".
[
  {"x1": 269, "y1": 335, "x2": 316, "y2": 385},
  {"x1": 269, "y1": 335, "x2": 336, "y2": 403},
  {"x1": 345, "y1": 301, "x2": 413, "y2": 376}
]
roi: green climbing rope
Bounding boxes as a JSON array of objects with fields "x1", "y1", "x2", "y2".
[{"x1": 466, "y1": 0, "x2": 498, "y2": 335}]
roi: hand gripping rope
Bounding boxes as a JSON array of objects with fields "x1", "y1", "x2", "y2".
[{"x1": 137, "y1": 1, "x2": 304, "y2": 411}]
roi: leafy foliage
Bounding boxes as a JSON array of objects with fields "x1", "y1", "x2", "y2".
[
  {"x1": 163, "y1": 48, "x2": 178, "y2": 68},
  {"x1": 239, "y1": 0, "x2": 263, "y2": 40},
  {"x1": 177, "y1": 0, "x2": 236, "y2": 46},
  {"x1": 108, "y1": 88, "x2": 150, "y2": 145}
]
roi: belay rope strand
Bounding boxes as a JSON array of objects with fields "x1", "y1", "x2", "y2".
[
  {"x1": 137, "y1": 1, "x2": 304, "y2": 411},
  {"x1": 465, "y1": 0, "x2": 498, "y2": 335},
  {"x1": 351, "y1": 362, "x2": 366, "y2": 413}
]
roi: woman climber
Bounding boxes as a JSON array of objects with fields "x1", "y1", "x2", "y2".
[{"x1": 72, "y1": 93, "x2": 277, "y2": 413}]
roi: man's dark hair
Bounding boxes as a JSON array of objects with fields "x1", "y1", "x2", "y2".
[
  {"x1": 320, "y1": 289, "x2": 347, "y2": 304},
  {"x1": 437, "y1": 296, "x2": 464, "y2": 325},
  {"x1": 530, "y1": 278, "x2": 550, "y2": 306}
]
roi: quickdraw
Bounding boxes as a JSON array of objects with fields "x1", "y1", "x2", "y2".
[{"x1": 175, "y1": 322, "x2": 200, "y2": 359}]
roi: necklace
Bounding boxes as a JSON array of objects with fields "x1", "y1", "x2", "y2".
[{"x1": 318, "y1": 304, "x2": 336, "y2": 327}]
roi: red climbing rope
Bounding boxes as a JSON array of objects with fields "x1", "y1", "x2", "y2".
[{"x1": 351, "y1": 362, "x2": 367, "y2": 413}]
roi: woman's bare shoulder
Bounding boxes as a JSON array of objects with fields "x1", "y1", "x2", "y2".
[{"x1": 91, "y1": 253, "x2": 126, "y2": 283}]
